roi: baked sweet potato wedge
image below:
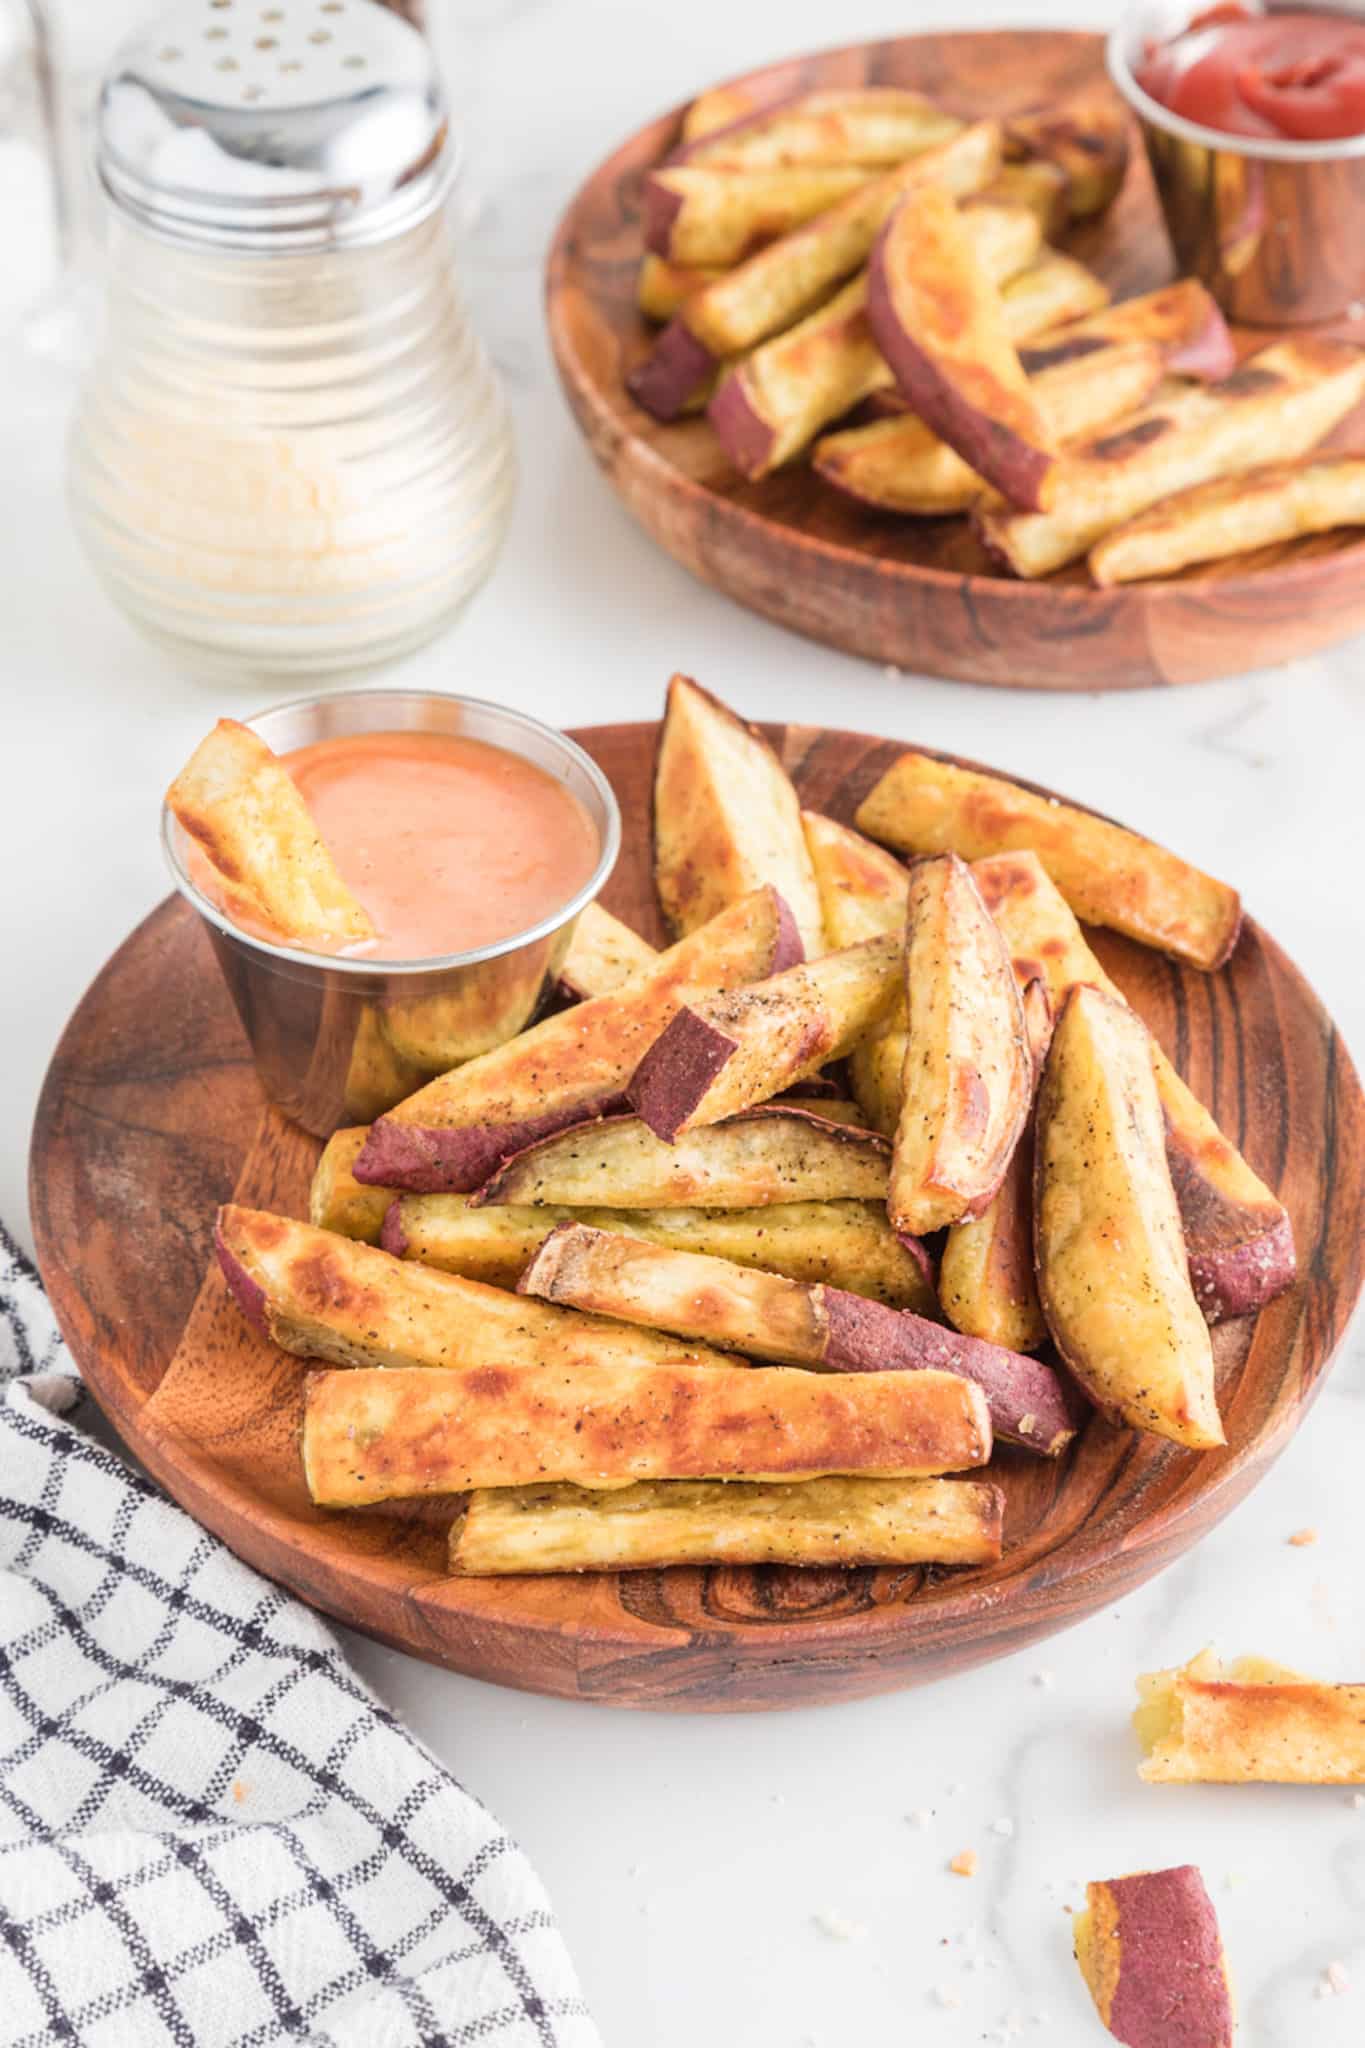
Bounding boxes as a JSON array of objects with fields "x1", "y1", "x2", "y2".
[
  {"x1": 983, "y1": 157, "x2": 1069, "y2": 236},
  {"x1": 629, "y1": 934, "x2": 901, "y2": 1141},
  {"x1": 1034, "y1": 987, "x2": 1222, "y2": 1448},
  {"x1": 975, "y1": 851, "x2": 1294, "y2": 1322},
  {"x1": 978, "y1": 337, "x2": 1365, "y2": 578},
  {"x1": 939, "y1": 978, "x2": 1052, "y2": 1353},
  {"x1": 674, "y1": 87, "x2": 961, "y2": 171},
  {"x1": 1005, "y1": 95, "x2": 1129, "y2": 219},
  {"x1": 867, "y1": 185, "x2": 1055, "y2": 510},
  {"x1": 637, "y1": 253, "x2": 725, "y2": 323},
  {"x1": 1074, "y1": 1866, "x2": 1234, "y2": 2048},
  {"x1": 856, "y1": 750, "x2": 1243, "y2": 970},
  {"x1": 1135, "y1": 1648, "x2": 1365, "y2": 1784},
  {"x1": 353, "y1": 884, "x2": 802, "y2": 1192},
  {"x1": 1018, "y1": 278, "x2": 1234, "y2": 381},
  {"x1": 302, "y1": 1357, "x2": 993, "y2": 1504},
  {"x1": 680, "y1": 83, "x2": 762, "y2": 144},
  {"x1": 521, "y1": 1223, "x2": 1077, "y2": 1453},
  {"x1": 310, "y1": 1126, "x2": 394, "y2": 1243},
  {"x1": 166, "y1": 719, "x2": 374, "y2": 950},
  {"x1": 1090, "y1": 452, "x2": 1365, "y2": 585},
  {"x1": 889, "y1": 854, "x2": 1030, "y2": 1236},
  {"x1": 653, "y1": 674, "x2": 824, "y2": 954},
  {"x1": 556, "y1": 902, "x2": 658, "y2": 1001},
  {"x1": 449, "y1": 1474, "x2": 1004, "y2": 1574},
  {"x1": 644, "y1": 163, "x2": 871, "y2": 264},
  {"x1": 801, "y1": 812, "x2": 910, "y2": 1134},
  {"x1": 386, "y1": 1190, "x2": 938, "y2": 1310}
]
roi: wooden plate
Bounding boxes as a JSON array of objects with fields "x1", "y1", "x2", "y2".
[
  {"x1": 547, "y1": 30, "x2": 1365, "y2": 690},
  {"x1": 29, "y1": 720, "x2": 1364, "y2": 1711}
]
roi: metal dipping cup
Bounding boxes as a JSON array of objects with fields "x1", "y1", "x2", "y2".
[
  {"x1": 162, "y1": 689, "x2": 621, "y2": 1138},
  {"x1": 1109, "y1": 0, "x2": 1365, "y2": 326}
]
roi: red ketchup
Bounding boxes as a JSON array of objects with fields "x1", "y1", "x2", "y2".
[{"x1": 1136, "y1": 3, "x2": 1365, "y2": 141}]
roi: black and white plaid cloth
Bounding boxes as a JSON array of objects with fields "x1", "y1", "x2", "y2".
[{"x1": 0, "y1": 1222, "x2": 601, "y2": 2048}]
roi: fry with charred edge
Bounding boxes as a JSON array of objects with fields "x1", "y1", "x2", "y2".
[
  {"x1": 801, "y1": 812, "x2": 911, "y2": 1137},
  {"x1": 709, "y1": 199, "x2": 1043, "y2": 478},
  {"x1": 353, "y1": 885, "x2": 803, "y2": 1193},
  {"x1": 977, "y1": 338, "x2": 1365, "y2": 579},
  {"x1": 472, "y1": 1106, "x2": 890, "y2": 1209},
  {"x1": 856, "y1": 750, "x2": 1243, "y2": 971},
  {"x1": 1090, "y1": 454, "x2": 1365, "y2": 585},
  {"x1": 449, "y1": 1475, "x2": 1004, "y2": 1574},
  {"x1": 644, "y1": 164, "x2": 872, "y2": 265},
  {"x1": 310, "y1": 1127, "x2": 394, "y2": 1243},
  {"x1": 813, "y1": 339, "x2": 1164, "y2": 515},
  {"x1": 557, "y1": 901, "x2": 658, "y2": 1001},
  {"x1": 673, "y1": 87, "x2": 962, "y2": 171},
  {"x1": 1073, "y1": 1866, "x2": 1235, "y2": 2048},
  {"x1": 637, "y1": 253, "x2": 724, "y2": 323},
  {"x1": 1135, "y1": 1648, "x2": 1365, "y2": 1784},
  {"x1": 302, "y1": 1358, "x2": 993, "y2": 1505},
  {"x1": 867, "y1": 186, "x2": 1056, "y2": 511},
  {"x1": 1035, "y1": 987, "x2": 1222, "y2": 1449},
  {"x1": 890, "y1": 854, "x2": 1031, "y2": 1236},
  {"x1": 1018, "y1": 278, "x2": 1234, "y2": 381},
  {"x1": 216, "y1": 1205, "x2": 743, "y2": 1374},
  {"x1": 166, "y1": 719, "x2": 375, "y2": 949},
  {"x1": 521, "y1": 1222, "x2": 1077, "y2": 1454},
  {"x1": 939, "y1": 978, "x2": 1052, "y2": 1353},
  {"x1": 386, "y1": 1190, "x2": 938, "y2": 1310},
  {"x1": 653, "y1": 674, "x2": 825, "y2": 954},
  {"x1": 974, "y1": 851, "x2": 1294, "y2": 1322},
  {"x1": 628, "y1": 934, "x2": 901, "y2": 1141},
  {"x1": 1005, "y1": 95, "x2": 1129, "y2": 219},
  {"x1": 628, "y1": 122, "x2": 1001, "y2": 419}
]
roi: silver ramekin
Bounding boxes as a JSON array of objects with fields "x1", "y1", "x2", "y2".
[
  {"x1": 1109, "y1": 0, "x2": 1365, "y2": 325},
  {"x1": 163, "y1": 688, "x2": 621, "y2": 1137}
]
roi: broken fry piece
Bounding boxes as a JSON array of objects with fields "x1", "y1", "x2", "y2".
[
  {"x1": 1005, "y1": 94, "x2": 1129, "y2": 219},
  {"x1": 1090, "y1": 454, "x2": 1365, "y2": 585},
  {"x1": 1136, "y1": 1649, "x2": 1365, "y2": 1783},
  {"x1": 1074, "y1": 1865, "x2": 1235, "y2": 2048},
  {"x1": 1018, "y1": 278, "x2": 1234, "y2": 382},
  {"x1": 644, "y1": 163, "x2": 872, "y2": 265}
]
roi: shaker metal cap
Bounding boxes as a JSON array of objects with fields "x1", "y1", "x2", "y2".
[{"x1": 96, "y1": 0, "x2": 452, "y2": 249}]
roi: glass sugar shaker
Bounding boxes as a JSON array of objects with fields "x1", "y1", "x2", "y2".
[{"x1": 67, "y1": 0, "x2": 516, "y2": 679}]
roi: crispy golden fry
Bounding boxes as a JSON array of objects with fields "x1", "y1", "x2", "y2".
[
  {"x1": 974, "y1": 851, "x2": 1294, "y2": 1322},
  {"x1": 889, "y1": 853, "x2": 1030, "y2": 1235},
  {"x1": 1018, "y1": 278, "x2": 1234, "y2": 381},
  {"x1": 557, "y1": 902, "x2": 658, "y2": 1000},
  {"x1": 1090, "y1": 453, "x2": 1365, "y2": 585},
  {"x1": 630, "y1": 935, "x2": 902, "y2": 1140},
  {"x1": 644, "y1": 163, "x2": 872, "y2": 265},
  {"x1": 166, "y1": 719, "x2": 374, "y2": 949},
  {"x1": 856, "y1": 750, "x2": 1243, "y2": 970},
  {"x1": 522, "y1": 1222, "x2": 1075, "y2": 1452},
  {"x1": 387, "y1": 1190, "x2": 939, "y2": 1309},
  {"x1": 814, "y1": 338, "x2": 1163, "y2": 514},
  {"x1": 1006, "y1": 95, "x2": 1129, "y2": 218},
  {"x1": 354, "y1": 885, "x2": 802, "y2": 1192},
  {"x1": 978, "y1": 338, "x2": 1365, "y2": 578},
  {"x1": 681, "y1": 84, "x2": 761, "y2": 144},
  {"x1": 216, "y1": 1205, "x2": 740, "y2": 1373},
  {"x1": 939, "y1": 978, "x2": 1052, "y2": 1352},
  {"x1": 801, "y1": 812, "x2": 910, "y2": 1135},
  {"x1": 992, "y1": 248, "x2": 1110, "y2": 340},
  {"x1": 1035, "y1": 987, "x2": 1222, "y2": 1449},
  {"x1": 449, "y1": 1475, "x2": 1003, "y2": 1573},
  {"x1": 310, "y1": 1127, "x2": 393, "y2": 1243},
  {"x1": 1135, "y1": 1648, "x2": 1365, "y2": 1784},
  {"x1": 983, "y1": 157, "x2": 1069, "y2": 235},
  {"x1": 303, "y1": 1357, "x2": 992, "y2": 1505},
  {"x1": 653, "y1": 674, "x2": 825, "y2": 954},
  {"x1": 637, "y1": 253, "x2": 724, "y2": 322},
  {"x1": 676, "y1": 87, "x2": 962, "y2": 170},
  {"x1": 867, "y1": 186, "x2": 1056, "y2": 510},
  {"x1": 1074, "y1": 1866, "x2": 1234, "y2": 2048}
]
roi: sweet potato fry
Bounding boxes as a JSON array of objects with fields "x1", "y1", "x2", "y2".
[
  {"x1": 1034, "y1": 987, "x2": 1222, "y2": 1449},
  {"x1": 1135, "y1": 1649, "x2": 1365, "y2": 1784},
  {"x1": 637, "y1": 253, "x2": 724, "y2": 323},
  {"x1": 557, "y1": 902, "x2": 658, "y2": 1001},
  {"x1": 801, "y1": 813, "x2": 910, "y2": 1134},
  {"x1": 353, "y1": 885, "x2": 802, "y2": 1192},
  {"x1": 302, "y1": 1357, "x2": 993, "y2": 1505},
  {"x1": 1090, "y1": 453, "x2": 1365, "y2": 584},
  {"x1": 629, "y1": 935, "x2": 901, "y2": 1141},
  {"x1": 674, "y1": 87, "x2": 962, "y2": 170},
  {"x1": 856, "y1": 750, "x2": 1243, "y2": 970},
  {"x1": 867, "y1": 185, "x2": 1055, "y2": 510},
  {"x1": 889, "y1": 854, "x2": 1030, "y2": 1235},
  {"x1": 644, "y1": 163, "x2": 872, "y2": 264},
  {"x1": 1005, "y1": 95, "x2": 1129, "y2": 219},
  {"x1": 978, "y1": 337, "x2": 1365, "y2": 578},
  {"x1": 217, "y1": 1205, "x2": 741, "y2": 1373},
  {"x1": 975, "y1": 851, "x2": 1294, "y2": 1322},
  {"x1": 310, "y1": 1127, "x2": 393, "y2": 1243},
  {"x1": 982, "y1": 157, "x2": 1069, "y2": 235},
  {"x1": 449, "y1": 1475, "x2": 1004, "y2": 1574},
  {"x1": 522, "y1": 1223, "x2": 1077, "y2": 1452},
  {"x1": 1074, "y1": 1866, "x2": 1234, "y2": 2048},
  {"x1": 653, "y1": 675, "x2": 824, "y2": 954},
  {"x1": 166, "y1": 719, "x2": 374, "y2": 949},
  {"x1": 1018, "y1": 278, "x2": 1234, "y2": 381},
  {"x1": 681, "y1": 84, "x2": 762, "y2": 144}
]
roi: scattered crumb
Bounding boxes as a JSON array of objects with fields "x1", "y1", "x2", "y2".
[
  {"x1": 950, "y1": 1849, "x2": 978, "y2": 1878},
  {"x1": 990, "y1": 1818, "x2": 1015, "y2": 1839},
  {"x1": 946, "y1": 1781, "x2": 964, "y2": 1796},
  {"x1": 813, "y1": 1910, "x2": 867, "y2": 1942},
  {"x1": 882, "y1": 664, "x2": 902, "y2": 681},
  {"x1": 1032, "y1": 1670, "x2": 1055, "y2": 1690},
  {"x1": 1224, "y1": 1871, "x2": 1246, "y2": 1892},
  {"x1": 1017, "y1": 1413, "x2": 1037, "y2": 1437},
  {"x1": 231, "y1": 1780, "x2": 247, "y2": 1805},
  {"x1": 1351, "y1": 1793, "x2": 1365, "y2": 1810},
  {"x1": 1311, "y1": 1579, "x2": 1337, "y2": 1628},
  {"x1": 771, "y1": 1792, "x2": 785, "y2": 1806},
  {"x1": 627, "y1": 1864, "x2": 644, "y2": 1880},
  {"x1": 934, "y1": 1985, "x2": 962, "y2": 2009},
  {"x1": 1323, "y1": 1962, "x2": 1350, "y2": 1997},
  {"x1": 1288, "y1": 1527, "x2": 1318, "y2": 1547},
  {"x1": 907, "y1": 1809, "x2": 933, "y2": 1829},
  {"x1": 965, "y1": 1954, "x2": 983, "y2": 1974}
]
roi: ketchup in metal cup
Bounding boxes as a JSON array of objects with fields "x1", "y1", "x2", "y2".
[{"x1": 1136, "y1": 3, "x2": 1365, "y2": 140}]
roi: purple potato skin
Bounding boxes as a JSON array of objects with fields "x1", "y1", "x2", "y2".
[
  {"x1": 380, "y1": 1201, "x2": 410, "y2": 1258},
  {"x1": 708, "y1": 367, "x2": 778, "y2": 478},
  {"x1": 663, "y1": 90, "x2": 804, "y2": 168},
  {"x1": 626, "y1": 317, "x2": 716, "y2": 421},
  {"x1": 627, "y1": 1011, "x2": 742, "y2": 1143},
  {"x1": 642, "y1": 174, "x2": 686, "y2": 258},
  {"x1": 353, "y1": 1096, "x2": 629, "y2": 1194},
  {"x1": 215, "y1": 1216, "x2": 269, "y2": 1332},
  {"x1": 1164, "y1": 301, "x2": 1236, "y2": 381}
]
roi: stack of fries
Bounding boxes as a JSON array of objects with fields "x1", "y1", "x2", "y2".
[
  {"x1": 182, "y1": 676, "x2": 1298, "y2": 1579},
  {"x1": 628, "y1": 80, "x2": 1365, "y2": 580}
]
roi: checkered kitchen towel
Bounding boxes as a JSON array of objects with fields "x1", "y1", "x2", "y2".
[{"x1": 0, "y1": 1222, "x2": 601, "y2": 2048}]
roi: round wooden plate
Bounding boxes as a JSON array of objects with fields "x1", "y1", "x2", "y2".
[
  {"x1": 547, "y1": 30, "x2": 1365, "y2": 691},
  {"x1": 29, "y1": 720, "x2": 1365, "y2": 1711}
]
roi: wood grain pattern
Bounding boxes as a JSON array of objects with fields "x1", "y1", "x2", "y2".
[
  {"x1": 28, "y1": 721, "x2": 1365, "y2": 1710},
  {"x1": 546, "y1": 31, "x2": 1365, "y2": 690}
]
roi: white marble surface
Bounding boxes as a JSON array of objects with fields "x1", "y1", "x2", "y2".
[{"x1": 4, "y1": 2, "x2": 1365, "y2": 2041}]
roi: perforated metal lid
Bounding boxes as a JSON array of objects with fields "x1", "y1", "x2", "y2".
[{"x1": 96, "y1": 0, "x2": 452, "y2": 250}]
